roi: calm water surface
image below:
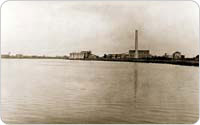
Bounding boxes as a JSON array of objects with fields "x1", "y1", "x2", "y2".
[{"x1": 1, "y1": 59, "x2": 199, "y2": 124}]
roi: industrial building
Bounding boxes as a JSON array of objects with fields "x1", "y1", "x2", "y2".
[
  {"x1": 69, "y1": 30, "x2": 151, "y2": 60},
  {"x1": 106, "y1": 50, "x2": 150, "y2": 59},
  {"x1": 129, "y1": 50, "x2": 150, "y2": 58},
  {"x1": 104, "y1": 30, "x2": 151, "y2": 59},
  {"x1": 69, "y1": 51, "x2": 98, "y2": 59},
  {"x1": 129, "y1": 30, "x2": 151, "y2": 58}
]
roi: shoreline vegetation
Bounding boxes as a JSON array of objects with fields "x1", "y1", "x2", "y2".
[{"x1": 1, "y1": 56, "x2": 199, "y2": 67}]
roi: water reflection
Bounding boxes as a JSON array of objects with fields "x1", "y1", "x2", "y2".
[
  {"x1": 1, "y1": 59, "x2": 199, "y2": 124},
  {"x1": 134, "y1": 63, "x2": 138, "y2": 108}
]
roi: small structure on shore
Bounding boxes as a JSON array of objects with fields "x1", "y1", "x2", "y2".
[
  {"x1": 172, "y1": 51, "x2": 184, "y2": 60},
  {"x1": 163, "y1": 53, "x2": 173, "y2": 59},
  {"x1": 195, "y1": 55, "x2": 199, "y2": 61}
]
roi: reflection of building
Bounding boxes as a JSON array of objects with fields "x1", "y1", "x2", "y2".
[
  {"x1": 134, "y1": 63, "x2": 138, "y2": 107},
  {"x1": 129, "y1": 50, "x2": 150, "y2": 58},
  {"x1": 69, "y1": 51, "x2": 98, "y2": 59},
  {"x1": 172, "y1": 51, "x2": 182, "y2": 59}
]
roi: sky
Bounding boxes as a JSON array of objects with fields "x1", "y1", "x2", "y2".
[{"x1": 1, "y1": 1, "x2": 199, "y2": 57}]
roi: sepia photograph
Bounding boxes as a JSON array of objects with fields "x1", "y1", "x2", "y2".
[{"x1": 0, "y1": 0, "x2": 199, "y2": 124}]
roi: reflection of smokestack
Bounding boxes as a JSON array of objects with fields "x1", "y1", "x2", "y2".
[
  {"x1": 134, "y1": 63, "x2": 138, "y2": 108},
  {"x1": 135, "y1": 30, "x2": 138, "y2": 58}
]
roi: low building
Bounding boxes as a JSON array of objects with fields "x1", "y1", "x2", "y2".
[
  {"x1": 88, "y1": 54, "x2": 98, "y2": 59},
  {"x1": 16, "y1": 54, "x2": 23, "y2": 58},
  {"x1": 107, "y1": 53, "x2": 129, "y2": 59},
  {"x1": 163, "y1": 53, "x2": 173, "y2": 59},
  {"x1": 69, "y1": 52, "x2": 84, "y2": 59},
  {"x1": 107, "y1": 54, "x2": 117, "y2": 59},
  {"x1": 120, "y1": 53, "x2": 129, "y2": 59},
  {"x1": 1, "y1": 54, "x2": 10, "y2": 58},
  {"x1": 80, "y1": 51, "x2": 91, "y2": 58},
  {"x1": 172, "y1": 51, "x2": 182, "y2": 59},
  {"x1": 129, "y1": 50, "x2": 150, "y2": 58},
  {"x1": 69, "y1": 51, "x2": 92, "y2": 59}
]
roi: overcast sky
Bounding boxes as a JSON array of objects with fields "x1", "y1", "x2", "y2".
[{"x1": 1, "y1": 1, "x2": 199, "y2": 57}]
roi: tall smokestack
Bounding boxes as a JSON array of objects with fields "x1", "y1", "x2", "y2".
[{"x1": 135, "y1": 30, "x2": 138, "y2": 58}]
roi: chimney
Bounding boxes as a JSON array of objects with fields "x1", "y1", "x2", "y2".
[{"x1": 135, "y1": 30, "x2": 138, "y2": 58}]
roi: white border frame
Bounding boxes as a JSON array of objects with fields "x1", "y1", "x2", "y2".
[{"x1": 0, "y1": 0, "x2": 199, "y2": 125}]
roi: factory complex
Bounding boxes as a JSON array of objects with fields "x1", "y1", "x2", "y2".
[
  {"x1": 68, "y1": 30, "x2": 190, "y2": 60},
  {"x1": 69, "y1": 30, "x2": 152, "y2": 60},
  {"x1": 1, "y1": 30, "x2": 199, "y2": 66},
  {"x1": 66, "y1": 30, "x2": 198, "y2": 66}
]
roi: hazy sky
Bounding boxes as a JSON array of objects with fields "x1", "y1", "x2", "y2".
[{"x1": 1, "y1": 1, "x2": 199, "y2": 57}]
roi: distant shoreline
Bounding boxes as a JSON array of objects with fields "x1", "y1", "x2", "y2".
[
  {"x1": 1, "y1": 57, "x2": 66, "y2": 59},
  {"x1": 1, "y1": 57, "x2": 199, "y2": 67},
  {"x1": 73, "y1": 58, "x2": 199, "y2": 67}
]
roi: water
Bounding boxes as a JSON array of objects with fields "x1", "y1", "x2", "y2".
[{"x1": 1, "y1": 59, "x2": 199, "y2": 124}]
